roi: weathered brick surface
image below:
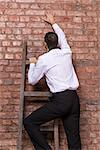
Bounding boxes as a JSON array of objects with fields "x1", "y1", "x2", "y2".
[{"x1": 0, "y1": 0, "x2": 100, "y2": 150}]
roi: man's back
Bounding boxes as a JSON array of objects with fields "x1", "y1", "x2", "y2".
[{"x1": 39, "y1": 47, "x2": 79, "y2": 93}]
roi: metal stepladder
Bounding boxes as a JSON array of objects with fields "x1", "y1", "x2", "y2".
[{"x1": 17, "y1": 42, "x2": 59, "y2": 150}]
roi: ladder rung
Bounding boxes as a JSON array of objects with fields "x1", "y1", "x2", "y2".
[
  {"x1": 40, "y1": 122, "x2": 58, "y2": 132},
  {"x1": 40, "y1": 127, "x2": 54, "y2": 132},
  {"x1": 23, "y1": 125, "x2": 55, "y2": 132},
  {"x1": 26, "y1": 99, "x2": 49, "y2": 102},
  {"x1": 24, "y1": 91, "x2": 52, "y2": 97}
]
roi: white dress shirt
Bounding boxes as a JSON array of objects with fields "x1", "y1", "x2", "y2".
[{"x1": 28, "y1": 23, "x2": 79, "y2": 93}]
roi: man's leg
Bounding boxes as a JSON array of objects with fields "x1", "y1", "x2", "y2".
[
  {"x1": 23, "y1": 100, "x2": 56, "y2": 150},
  {"x1": 23, "y1": 94, "x2": 72, "y2": 150},
  {"x1": 61, "y1": 94, "x2": 81, "y2": 150}
]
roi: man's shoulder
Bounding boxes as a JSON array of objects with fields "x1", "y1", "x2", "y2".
[{"x1": 39, "y1": 51, "x2": 51, "y2": 60}]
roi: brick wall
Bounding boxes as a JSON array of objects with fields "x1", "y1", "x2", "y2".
[{"x1": 0, "y1": 0, "x2": 100, "y2": 149}]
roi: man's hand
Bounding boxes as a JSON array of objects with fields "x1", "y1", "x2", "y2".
[
  {"x1": 29, "y1": 57, "x2": 37, "y2": 64},
  {"x1": 42, "y1": 13, "x2": 55, "y2": 25}
]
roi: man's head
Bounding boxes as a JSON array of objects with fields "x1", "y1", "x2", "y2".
[{"x1": 44, "y1": 32, "x2": 58, "y2": 50}]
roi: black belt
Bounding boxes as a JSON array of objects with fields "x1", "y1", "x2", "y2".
[{"x1": 52, "y1": 89, "x2": 76, "y2": 96}]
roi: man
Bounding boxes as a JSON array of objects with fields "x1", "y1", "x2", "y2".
[{"x1": 23, "y1": 14, "x2": 81, "y2": 150}]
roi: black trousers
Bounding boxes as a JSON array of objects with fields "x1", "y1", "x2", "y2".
[{"x1": 23, "y1": 90, "x2": 81, "y2": 150}]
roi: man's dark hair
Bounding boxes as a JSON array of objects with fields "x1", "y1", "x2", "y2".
[{"x1": 44, "y1": 32, "x2": 58, "y2": 50}]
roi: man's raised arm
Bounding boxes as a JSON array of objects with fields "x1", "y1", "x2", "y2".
[
  {"x1": 52, "y1": 23, "x2": 71, "y2": 52},
  {"x1": 42, "y1": 13, "x2": 72, "y2": 53}
]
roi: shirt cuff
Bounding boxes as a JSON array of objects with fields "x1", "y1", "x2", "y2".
[
  {"x1": 52, "y1": 23, "x2": 59, "y2": 29},
  {"x1": 29, "y1": 63, "x2": 35, "y2": 69}
]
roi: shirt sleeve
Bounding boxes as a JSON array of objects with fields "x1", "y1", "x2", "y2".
[
  {"x1": 52, "y1": 23, "x2": 72, "y2": 53},
  {"x1": 28, "y1": 56, "x2": 46, "y2": 85}
]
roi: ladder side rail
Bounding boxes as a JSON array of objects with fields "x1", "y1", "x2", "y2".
[{"x1": 17, "y1": 41, "x2": 27, "y2": 150}]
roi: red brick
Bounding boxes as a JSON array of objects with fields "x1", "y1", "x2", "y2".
[
  {"x1": 0, "y1": 2, "x2": 8, "y2": 9},
  {"x1": 0, "y1": 139, "x2": 17, "y2": 146},
  {"x1": 0, "y1": 72, "x2": 9, "y2": 79},
  {"x1": 0, "y1": 34, "x2": 6, "y2": 40},
  {"x1": 84, "y1": 42, "x2": 95, "y2": 48},
  {"x1": 33, "y1": 41, "x2": 43, "y2": 47},
  {"x1": 69, "y1": 35, "x2": 88, "y2": 41},
  {"x1": 12, "y1": 41, "x2": 22, "y2": 46},
  {"x1": 27, "y1": 22, "x2": 45, "y2": 28},
  {"x1": 67, "y1": 11, "x2": 86, "y2": 17},
  {"x1": 0, "y1": 80, "x2": 3, "y2": 85},
  {"x1": 32, "y1": 29, "x2": 43, "y2": 34},
  {"x1": 12, "y1": 28, "x2": 21, "y2": 34},
  {"x1": 8, "y1": 3, "x2": 18, "y2": 9},
  {"x1": 87, "y1": 23, "x2": 97, "y2": 30},
  {"x1": 20, "y1": 16, "x2": 30, "y2": 22},
  {"x1": 7, "y1": 47, "x2": 22, "y2": 53},
  {"x1": 10, "y1": 73, "x2": 21, "y2": 78},
  {"x1": 5, "y1": 53, "x2": 14, "y2": 59},
  {"x1": 91, "y1": 125, "x2": 100, "y2": 131},
  {"x1": 30, "y1": 16, "x2": 41, "y2": 22},
  {"x1": 9, "y1": 60, "x2": 21, "y2": 66},
  {"x1": 0, "y1": 22, "x2": 5, "y2": 27},
  {"x1": 1, "y1": 28, "x2": 12, "y2": 34},
  {"x1": 74, "y1": 42, "x2": 85, "y2": 48},
  {"x1": 14, "y1": 34, "x2": 23, "y2": 40},
  {"x1": 20, "y1": 3, "x2": 30, "y2": 9},
  {"x1": 87, "y1": 11, "x2": 97, "y2": 17},
  {"x1": 8, "y1": 15, "x2": 19, "y2": 22},
  {"x1": 73, "y1": 16, "x2": 82, "y2": 23},
  {"x1": 0, "y1": 60, "x2": 8, "y2": 65},
  {"x1": 67, "y1": 23, "x2": 83, "y2": 29},
  {"x1": 3, "y1": 79, "x2": 13, "y2": 85},
  {"x1": 6, "y1": 34, "x2": 15, "y2": 40},
  {"x1": 73, "y1": 29, "x2": 83, "y2": 35},
  {"x1": 85, "y1": 66, "x2": 97, "y2": 74},
  {"x1": 5, "y1": 66, "x2": 14, "y2": 72},
  {"x1": 83, "y1": 17, "x2": 93, "y2": 23},
  {"x1": 0, "y1": 9, "x2": 3, "y2": 15},
  {"x1": 81, "y1": 0, "x2": 93, "y2": 4},
  {"x1": 22, "y1": 28, "x2": 31, "y2": 34},
  {"x1": 85, "y1": 30, "x2": 97, "y2": 36},
  {"x1": 2, "y1": 41, "x2": 11, "y2": 46},
  {"x1": 86, "y1": 105, "x2": 97, "y2": 111},
  {"x1": 0, "y1": 66, "x2": 3, "y2": 71},
  {"x1": 0, "y1": 53, "x2": 4, "y2": 59},
  {"x1": 16, "y1": 0, "x2": 35, "y2": 2},
  {"x1": 88, "y1": 36, "x2": 97, "y2": 41},
  {"x1": 15, "y1": 53, "x2": 22, "y2": 59},
  {"x1": 25, "y1": 10, "x2": 45, "y2": 15},
  {"x1": 14, "y1": 79, "x2": 21, "y2": 84},
  {"x1": 0, "y1": 15, "x2": 8, "y2": 21},
  {"x1": 7, "y1": 22, "x2": 25, "y2": 28},
  {"x1": 53, "y1": 10, "x2": 66, "y2": 16},
  {"x1": 30, "y1": 3, "x2": 41, "y2": 9},
  {"x1": 4, "y1": 9, "x2": 24, "y2": 15}
]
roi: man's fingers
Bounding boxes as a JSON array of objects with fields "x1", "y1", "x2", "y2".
[
  {"x1": 29, "y1": 57, "x2": 38, "y2": 64},
  {"x1": 41, "y1": 17, "x2": 51, "y2": 24},
  {"x1": 41, "y1": 13, "x2": 55, "y2": 25},
  {"x1": 41, "y1": 16, "x2": 48, "y2": 23}
]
